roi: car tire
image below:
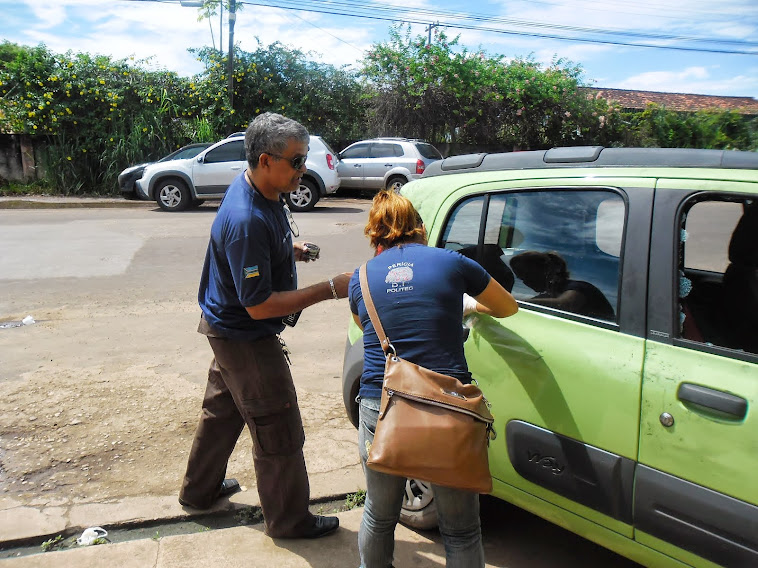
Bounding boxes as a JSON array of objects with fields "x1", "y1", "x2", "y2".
[
  {"x1": 285, "y1": 178, "x2": 319, "y2": 212},
  {"x1": 386, "y1": 176, "x2": 407, "y2": 193},
  {"x1": 190, "y1": 198, "x2": 205, "y2": 208},
  {"x1": 156, "y1": 178, "x2": 192, "y2": 212},
  {"x1": 399, "y1": 479, "x2": 438, "y2": 529}
]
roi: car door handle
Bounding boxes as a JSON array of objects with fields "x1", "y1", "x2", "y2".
[
  {"x1": 353, "y1": 164, "x2": 361, "y2": 168},
  {"x1": 384, "y1": 163, "x2": 394, "y2": 167},
  {"x1": 677, "y1": 383, "x2": 747, "y2": 419},
  {"x1": 230, "y1": 166, "x2": 241, "y2": 170}
]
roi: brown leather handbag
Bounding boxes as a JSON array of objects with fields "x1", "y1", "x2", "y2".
[{"x1": 359, "y1": 263, "x2": 495, "y2": 493}]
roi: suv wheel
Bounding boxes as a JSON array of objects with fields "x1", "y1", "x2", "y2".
[
  {"x1": 387, "y1": 176, "x2": 407, "y2": 193},
  {"x1": 156, "y1": 178, "x2": 192, "y2": 212},
  {"x1": 285, "y1": 178, "x2": 319, "y2": 212},
  {"x1": 399, "y1": 479, "x2": 438, "y2": 529}
]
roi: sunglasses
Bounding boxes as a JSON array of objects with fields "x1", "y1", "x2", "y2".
[
  {"x1": 283, "y1": 204, "x2": 300, "y2": 237},
  {"x1": 267, "y1": 152, "x2": 307, "y2": 170}
]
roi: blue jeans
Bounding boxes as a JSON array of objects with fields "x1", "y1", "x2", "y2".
[{"x1": 358, "y1": 397, "x2": 485, "y2": 568}]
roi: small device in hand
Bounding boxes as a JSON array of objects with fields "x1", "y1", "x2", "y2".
[
  {"x1": 303, "y1": 242, "x2": 320, "y2": 261},
  {"x1": 282, "y1": 310, "x2": 302, "y2": 327}
]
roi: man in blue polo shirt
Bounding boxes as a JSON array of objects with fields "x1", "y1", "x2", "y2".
[{"x1": 179, "y1": 113, "x2": 351, "y2": 539}]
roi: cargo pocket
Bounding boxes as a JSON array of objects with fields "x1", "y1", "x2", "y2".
[{"x1": 243, "y1": 396, "x2": 305, "y2": 457}]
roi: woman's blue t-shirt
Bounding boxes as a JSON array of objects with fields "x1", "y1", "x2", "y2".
[{"x1": 348, "y1": 243, "x2": 490, "y2": 399}]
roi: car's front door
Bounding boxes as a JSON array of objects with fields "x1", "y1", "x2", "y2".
[
  {"x1": 337, "y1": 143, "x2": 370, "y2": 189},
  {"x1": 434, "y1": 180, "x2": 653, "y2": 539},
  {"x1": 193, "y1": 139, "x2": 245, "y2": 195},
  {"x1": 637, "y1": 185, "x2": 758, "y2": 567}
]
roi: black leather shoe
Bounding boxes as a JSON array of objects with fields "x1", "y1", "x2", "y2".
[
  {"x1": 298, "y1": 515, "x2": 339, "y2": 539},
  {"x1": 218, "y1": 478, "x2": 240, "y2": 498},
  {"x1": 178, "y1": 478, "x2": 240, "y2": 509}
]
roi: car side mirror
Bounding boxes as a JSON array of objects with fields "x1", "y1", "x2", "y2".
[{"x1": 196, "y1": 155, "x2": 204, "y2": 163}]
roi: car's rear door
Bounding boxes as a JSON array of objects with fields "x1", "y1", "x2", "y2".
[
  {"x1": 193, "y1": 139, "x2": 245, "y2": 196},
  {"x1": 432, "y1": 177, "x2": 653, "y2": 540},
  {"x1": 363, "y1": 142, "x2": 404, "y2": 189},
  {"x1": 637, "y1": 181, "x2": 758, "y2": 567}
]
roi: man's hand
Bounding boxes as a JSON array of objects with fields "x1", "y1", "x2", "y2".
[
  {"x1": 330, "y1": 272, "x2": 352, "y2": 299},
  {"x1": 294, "y1": 241, "x2": 319, "y2": 262}
]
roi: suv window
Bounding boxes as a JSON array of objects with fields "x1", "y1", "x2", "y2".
[
  {"x1": 441, "y1": 189, "x2": 624, "y2": 322},
  {"x1": 371, "y1": 143, "x2": 403, "y2": 158},
  {"x1": 203, "y1": 140, "x2": 244, "y2": 163},
  {"x1": 678, "y1": 197, "x2": 757, "y2": 354},
  {"x1": 415, "y1": 142, "x2": 443, "y2": 160},
  {"x1": 341, "y1": 143, "x2": 371, "y2": 159}
]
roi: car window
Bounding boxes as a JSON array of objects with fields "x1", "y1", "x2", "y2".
[
  {"x1": 441, "y1": 190, "x2": 624, "y2": 322},
  {"x1": 371, "y1": 143, "x2": 403, "y2": 158},
  {"x1": 678, "y1": 197, "x2": 757, "y2": 354},
  {"x1": 341, "y1": 143, "x2": 371, "y2": 159},
  {"x1": 415, "y1": 142, "x2": 443, "y2": 160},
  {"x1": 314, "y1": 136, "x2": 337, "y2": 156},
  {"x1": 203, "y1": 140, "x2": 244, "y2": 163},
  {"x1": 162, "y1": 145, "x2": 208, "y2": 161}
]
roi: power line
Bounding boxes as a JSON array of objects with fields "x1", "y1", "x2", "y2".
[
  {"x1": 247, "y1": 0, "x2": 758, "y2": 47},
  {"x1": 238, "y1": 0, "x2": 758, "y2": 55}
]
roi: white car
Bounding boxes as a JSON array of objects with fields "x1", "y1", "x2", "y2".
[{"x1": 135, "y1": 134, "x2": 340, "y2": 212}]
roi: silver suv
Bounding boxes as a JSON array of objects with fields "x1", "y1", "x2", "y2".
[
  {"x1": 337, "y1": 137, "x2": 442, "y2": 192},
  {"x1": 135, "y1": 134, "x2": 340, "y2": 212}
]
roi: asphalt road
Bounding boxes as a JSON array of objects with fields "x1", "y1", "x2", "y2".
[{"x1": 0, "y1": 195, "x2": 639, "y2": 567}]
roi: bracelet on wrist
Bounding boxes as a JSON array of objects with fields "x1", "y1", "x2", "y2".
[{"x1": 329, "y1": 279, "x2": 339, "y2": 300}]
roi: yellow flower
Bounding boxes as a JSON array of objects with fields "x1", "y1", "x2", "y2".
[
  {"x1": 32, "y1": 125, "x2": 37, "y2": 129},
  {"x1": 142, "y1": 127, "x2": 147, "y2": 132},
  {"x1": 67, "y1": 156, "x2": 72, "y2": 160}
]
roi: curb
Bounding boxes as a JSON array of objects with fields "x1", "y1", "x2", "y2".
[{"x1": 0, "y1": 198, "x2": 154, "y2": 209}]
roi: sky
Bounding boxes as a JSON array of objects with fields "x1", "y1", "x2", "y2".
[{"x1": 2, "y1": 0, "x2": 757, "y2": 98}]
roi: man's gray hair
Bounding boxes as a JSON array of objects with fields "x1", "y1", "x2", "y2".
[{"x1": 245, "y1": 112, "x2": 309, "y2": 169}]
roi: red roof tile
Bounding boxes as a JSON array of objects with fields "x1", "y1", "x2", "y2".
[{"x1": 583, "y1": 87, "x2": 758, "y2": 114}]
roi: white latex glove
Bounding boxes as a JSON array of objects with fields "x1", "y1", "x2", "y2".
[{"x1": 463, "y1": 293, "x2": 479, "y2": 316}]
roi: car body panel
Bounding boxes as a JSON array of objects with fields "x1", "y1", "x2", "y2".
[
  {"x1": 118, "y1": 143, "x2": 211, "y2": 197},
  {"x1": 343, "y1": 148, "x2": 758, "y2": 567}
]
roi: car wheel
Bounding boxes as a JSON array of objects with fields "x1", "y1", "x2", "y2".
[
  {"x1": 156, "y1": 178, "x2": 192, "y2": 212},
  {"x1": 285, "y1": 178, "x2": 319, "y2": 212},
  {"x1": 399, "y1": 478, "x2": 438, "y2": 529},
  {"x1": 386, "y1": 176, "x2": 407, "y2": 193}
]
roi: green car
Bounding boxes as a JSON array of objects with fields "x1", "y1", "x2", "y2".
[{"x1": 342, "y1": 146, "x2": 758, "y2": 568}]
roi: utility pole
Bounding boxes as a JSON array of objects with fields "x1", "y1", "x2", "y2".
[
  {"x1": 219, "y1": 1, "x2": 223, "y2": 54},
  {"x1": 227, "y1": 0, "x2": 236, "y2": 116},
  {"x1": 425, "y1": 22, "x2": 439, "y2": 45}
]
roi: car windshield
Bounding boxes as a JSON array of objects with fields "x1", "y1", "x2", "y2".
[
  {"x1": 415, "y1": 143, "x2": 443, "y2": 160},
  {"x1": 158, "y1": 144, "x2": 209, "y2": 162}
]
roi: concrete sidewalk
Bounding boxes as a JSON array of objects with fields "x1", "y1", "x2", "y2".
[
  {"x1": 1, "y1": 506, "x2": 455, "y2": 568},
  {"x1": 0, "y1": 490, "x2": 458, "y2": 568}
]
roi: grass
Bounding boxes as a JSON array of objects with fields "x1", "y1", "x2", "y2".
[
  {"x1": 40, "y1": 535, "x2": 63, "y2": 552},
  {"x1": 344, "y1": 489, "x2": 366, "y2": 510}
]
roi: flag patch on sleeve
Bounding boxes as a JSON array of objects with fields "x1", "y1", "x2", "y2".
[{"x1": 244, "y1": 265, "x2": 260, "y2": 279}]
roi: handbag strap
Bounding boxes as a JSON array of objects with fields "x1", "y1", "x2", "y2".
[{"x1": 359, "y1": 263, "x2": 395, "y2": 356}]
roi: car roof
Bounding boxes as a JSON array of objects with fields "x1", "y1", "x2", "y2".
[{"x1": 424, "y1": 146, "x2": 758, "y2": 178}]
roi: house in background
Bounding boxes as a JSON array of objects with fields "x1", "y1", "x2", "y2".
[{"x1": 583, "y1": 87, "x2": 758, "y2": 115}]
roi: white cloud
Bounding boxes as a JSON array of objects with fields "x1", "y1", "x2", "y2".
[{"x1": 618, "y1": 66, "x2": 758, "y2": 96}]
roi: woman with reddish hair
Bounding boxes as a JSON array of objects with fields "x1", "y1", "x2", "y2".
[{"x1": 348, "y1": 190, "x2": 517, "y2": 568}]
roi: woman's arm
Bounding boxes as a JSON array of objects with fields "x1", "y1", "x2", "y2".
[{"x1": 473, "y1": 278, "x2": 518, "y2": 318}]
